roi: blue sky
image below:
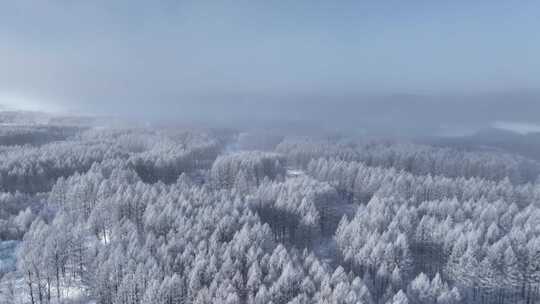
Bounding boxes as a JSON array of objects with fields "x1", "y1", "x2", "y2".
[{"x1": 0, "y1": 1, "x2": 539, "y2": 118}]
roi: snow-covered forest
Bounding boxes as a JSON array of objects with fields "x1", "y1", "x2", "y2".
[{"x1": 1, "y1": 118, "x2": 540, "y2": 304}]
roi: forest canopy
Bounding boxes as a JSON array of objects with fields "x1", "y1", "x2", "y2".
[{"x1": 0, "y1": 116, "x2": 539, "y2": 304}]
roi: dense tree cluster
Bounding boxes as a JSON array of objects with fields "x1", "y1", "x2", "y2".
[
  {"x1": 2, "y1": 121, "x2": 540, "y2": 304},
  {"x1": 16, "y1": 162, "x2": 375, "y2": 304},
  {"x1": 0, "y1": 125, "x2": 81, "y2": 146},
  {"x1": 0, "y1": 192, "x2": 39, "y2": 239},
  {"x1": 249, "y1": 177, "x2": 339, "y2": 246},
  {"x1": 81, "y1": 128, "x2": 223, "y2": 184},
  {"x1": 310, "y1": 158, "x2": 540, "y2": 303},
  {"x1": 277, "y1": 138, "x2": 540, "y2": 183},
  {"x1": 0, "y1": 140, "x2": 125, "y2": 193},
  {"x1": 211, "y1": 152, "x2": 286, "y2": 189},
  {"x1": 307, "y1": 158, "x2": 539, "y2": 207},
  {"x1": 129, "y1": 138, "x2": 220, "y2": 184},
  {"x1": 276, "y1": 138, "x2": 361, "y2": 169}
]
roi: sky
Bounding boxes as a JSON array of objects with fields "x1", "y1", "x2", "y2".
[{"x1": 1, "y1": 1, "x2": 539, "y2": 133}]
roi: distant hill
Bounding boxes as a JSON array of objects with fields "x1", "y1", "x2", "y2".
[
  {"x1": 0, "y1": 110, "x2": 113, "y2": 127},
  {"x1": 419, "y1": 127, "x2": 540, "y2": 161}
]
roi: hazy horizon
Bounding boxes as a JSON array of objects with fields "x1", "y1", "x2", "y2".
[{"x1": 1, "y1": 1, "x2": 540, "y2": 135}]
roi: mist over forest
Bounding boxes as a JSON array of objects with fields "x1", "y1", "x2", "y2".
[{"x1": 2, "y1": 1, "x2": 540, "y2": 304}]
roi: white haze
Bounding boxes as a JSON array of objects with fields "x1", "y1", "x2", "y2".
[{"x1": 493, "y1": 121, "x2": 540, "y2": 134}]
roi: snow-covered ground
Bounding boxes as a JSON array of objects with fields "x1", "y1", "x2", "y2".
[
  {"x1": 0, "y1": 275, "x2": 90, "y2": 304},
  {"x1": 0, "y1": 240, "x2": 92, "y2": 303}
]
